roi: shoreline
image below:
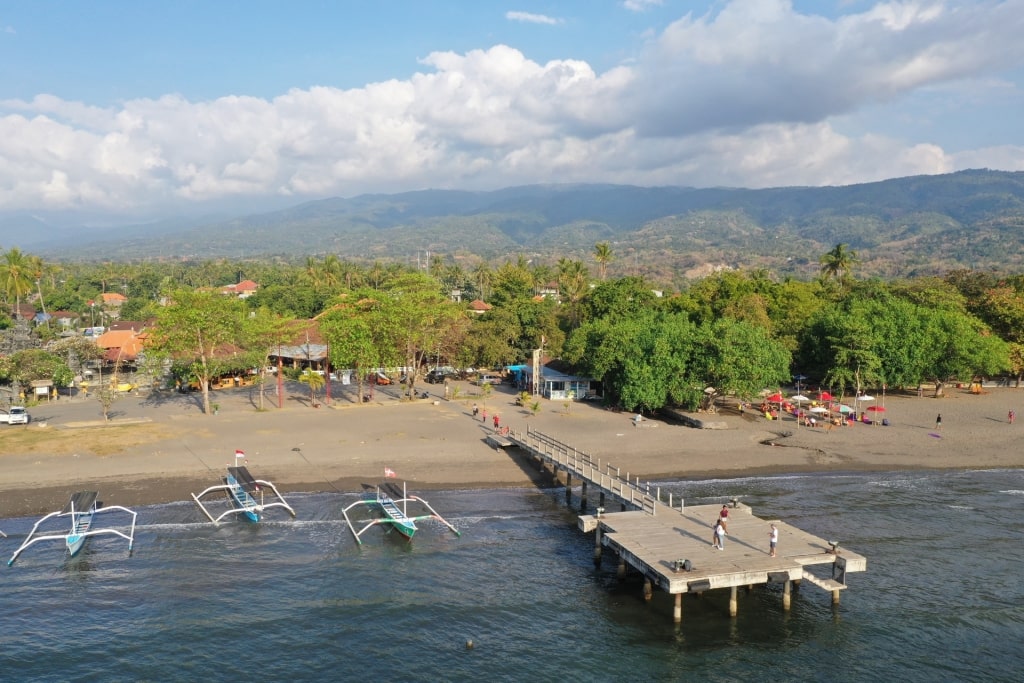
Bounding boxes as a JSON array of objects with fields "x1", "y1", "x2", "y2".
[
  {"x1": 3, "y1": 382, "x2": 1023, "y2": 518},
  {"x1": 3, "y1": 459, "x2": 1017, "y2": 520}
]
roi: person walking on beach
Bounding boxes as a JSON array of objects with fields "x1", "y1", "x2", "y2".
[
  {"x1": 936, "y1": 413, "x2": 942, "y2": 430},
  {"x1": 493, "y1": 414, "x2": 500, "y2": 431},
  {"x1": 472, "y1": 403, "x2": 479, "y2": 418},
  {"x1": 1009, "y1": 409, "x2": 1015, "y2": 425},
  {"x1": 482, "y1": 408, "x2": 487, "y2": 423},
  {"x1": 769, "y1": 524, "x2": 778, "y2": 557}
]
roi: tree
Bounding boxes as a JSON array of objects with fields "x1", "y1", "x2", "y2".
[
  {"x1": 593, "y1": 242, "x2": 614, "y2": 281},
  {"x1": 239, "y1": 308, "x2": 299, "y2": 410},
  {"x1": 819, "y1": 243, "x2": 859, "y2": 286},
  {"x1": 0, "y1": 247, "x2": 34, "y2": 314},
  {"x1": 298, "y1": 368, "x2": 325, "y2": 406},
  {"x1": 557, "y1": 258, "x2": 590, "y2": 329},
  {"x1": 147, "y1": 288, "x2": 247, "y2": 415}
]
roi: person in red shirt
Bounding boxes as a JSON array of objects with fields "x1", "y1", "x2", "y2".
[{"x1": 719, "y1": 504, "x2": 730, "y2": 533}]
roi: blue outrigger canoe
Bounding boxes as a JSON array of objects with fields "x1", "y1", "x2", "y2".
[
  {"x1": 7, "y1": 491, "x2": 137, "y2": 566},
  {"x1": 342, "y1": 481, "x2": 460, "y2": 545},
  {"x1": 191, "y1": 464, "x2": 296, "y2": 525}
]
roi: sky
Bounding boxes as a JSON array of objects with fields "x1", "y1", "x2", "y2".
[{"x1": 1, "y1": 0, "x2": 1023, "y2": 221}]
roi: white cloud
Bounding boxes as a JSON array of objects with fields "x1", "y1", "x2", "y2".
[
  {"x1": 0, "y1": 0, "x2": 1022, "y2": 215},
  {"x1": 623, "y1": 0, "x2": 663, "y2": 11},
  {"x1": 505, "y1": 11, "x2": 562, "y2": 25}
]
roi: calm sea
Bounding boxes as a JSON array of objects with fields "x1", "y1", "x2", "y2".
[{"x1": 1, "y1": 469, "x2": 1022, "y2": 682}]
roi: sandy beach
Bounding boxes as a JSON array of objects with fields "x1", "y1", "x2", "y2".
[{"x1": 2, "y1": 380, "x2": 1022, "y2": 518}]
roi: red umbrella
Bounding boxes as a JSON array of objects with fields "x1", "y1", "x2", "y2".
[
  {"x1": 819, "y1": 391, "x2": 833, "y2": 401},
  {"x1": 767, "y1": 392, "x2": 783, "y2": 402},
  {"x1": 866, "y1": 405, "x2": 886, "y2": 412}
]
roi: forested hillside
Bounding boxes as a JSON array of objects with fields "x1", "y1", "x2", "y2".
[{"x1": 24, "y1": 169, "x2": 1024, "y2": 282}]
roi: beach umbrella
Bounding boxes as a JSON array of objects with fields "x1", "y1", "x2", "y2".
[
  {"x1": 810, "y1": 406, "x2": 829, "y2": 413},
  {"x1": 866, "y1": 405, "x2": 886, "y2": 412},
  {"x1": 859, "y1": 395, "x2": 875, "y2": 401},
  {"x1": 767, "y1": 392, "x2": 783, "y2": 402},
  {"x1": 837, "y1": 405, "x2": 854, "y2": 414},
  {"x1": 791, "y1": 394, "x2": 810, "y2": 402},
  {"x1": 819, "y1": 391, "x2": 833, "y2": 401}
]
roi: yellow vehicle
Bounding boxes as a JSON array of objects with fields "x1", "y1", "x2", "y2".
[{"x1": 79, "y1": 380, "x2": 137, "y2": 393}]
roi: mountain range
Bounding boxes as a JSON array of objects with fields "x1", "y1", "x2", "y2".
[{"x1": 9, "y1": 168, "x2": 1024, "y2": 280}]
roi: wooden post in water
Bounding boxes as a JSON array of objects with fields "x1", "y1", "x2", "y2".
[
  {"x1": 565, "y1": 471, "x2": 572, "y2": 503},
  {"x1": 617, "y1": 556, "x2": 626, "y2": 579},
  {"x1": 580, "y1": 480, "x2": 587, "y2": 512},
  {"x1": 643, "y1": 578, "x2": 653, "y2": 601},
  {"x1": 729, "y1": 586, "x2": 738, "y2": 617},
  {"x1": 674, "y1": 593, "x2": 683, "y2": 623},
  {"x1": 832, "y1": 589, "x2": 841, "y2": 605},
  {"x1": 783, "y1": 580, "x2": 792, "y2": 610},
  {"x1": 594, "y1": 526, "x2": 602, "y2": 564}
]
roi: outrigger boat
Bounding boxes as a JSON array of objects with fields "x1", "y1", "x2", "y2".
[
  {"x1": 7, "y1": 491, "x2": 137, "y2": 566},
  {"x1": 342, "y1": 480, "x2": 460, "y2": 545},
  {"x1": 191, "y1": 460, "x2": 296, "y2": 525}
]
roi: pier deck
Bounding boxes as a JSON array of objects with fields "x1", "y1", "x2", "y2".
[{"x1": 506, "y1": 427, "x2": 866, "y2": 621}]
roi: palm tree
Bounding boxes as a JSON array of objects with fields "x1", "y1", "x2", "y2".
[
  {"x1": 0, "y1": 247, "x2": 34, "y2": 317},
  {"x1": 819, "y1": 243, "x2": 859, "y2": 284},
  {"x1": 472, "y1": 262, "x2": 493, "y2": 301},
  {"x1": 593, "y1": 242, "x2": 614, "y2": 280},
  {"x1": 28, "y1": 254, "x2": 50, "y2": 323},
  {"x1": 558, "y1": 258, "x2": 590, "y2": 328}
]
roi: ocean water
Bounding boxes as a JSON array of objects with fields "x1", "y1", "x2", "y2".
[{"x1": 1, "y1": 469, "x2": 1022, "y2": 682}]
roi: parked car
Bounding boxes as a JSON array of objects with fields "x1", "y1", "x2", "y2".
[
  {"x1": 473, "y1": 373, "x2": 501, "y2": 386},
  {"x1": 0, "y1": 406, "x2": 29, "y2": 425},
  {"x1": 369, "y1": 372, "x2": 392, "y2": 385},
  {"x1": 424, "y1": 370, "x2": 455, "y2": 384}
]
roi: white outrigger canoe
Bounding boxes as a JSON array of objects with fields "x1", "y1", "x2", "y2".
[
  {"x1": 342, "y1": 481, "x2": 460, "y2": 545},
  {"x1": 7, "y1": 491, "x2": 137, "y2": 566},
  {"x1": 191, "y1": 465, "x2": 296, "y2": 525}
]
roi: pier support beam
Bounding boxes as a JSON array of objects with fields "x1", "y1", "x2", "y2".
[
  {"x1": 580, "y1": 481, "x2": 587, "y2": 512},
  {"x1": 617, "y1": 557, "x2": 626, "y2": 580},
  {"x1": 643, "y1": 578, "x2": 653, "y2": 602},
  {"x1": 832, "y1": 589, "x2": 841, "y2": 605},
  {"x1": 783, "y1": 580, "x2": 792, "y2": 611},
  {"x1": 565, "y1": 472, "x2": 572, "y2": 503},
  {"x1": 729, "y1": 586, "x2": 738, "y2": 617},
  {"x1": 673, "y1": 594, "x2": 683, "y2": 623},
  {"x1": 593, "y1": 527, "x2": 602, "y2": 564}
]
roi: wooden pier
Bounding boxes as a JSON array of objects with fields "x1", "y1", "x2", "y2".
[{"x1": 506, "y1": 427, "x2": 867, "y2": 623}]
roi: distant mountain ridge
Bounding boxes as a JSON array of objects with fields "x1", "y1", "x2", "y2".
[{"x1": 17, "y1": 169, "x2": 1024, "y2": 279}]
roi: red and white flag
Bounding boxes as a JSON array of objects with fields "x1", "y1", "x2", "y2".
[
  {"x1": 235, "y1": 450, "x2": 245, "y2": 459},
  {"x1": 384, "y1": 467, "x2": 397, "y2": 478}
]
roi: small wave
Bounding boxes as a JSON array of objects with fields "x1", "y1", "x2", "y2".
[
  {"x1": 999, "y1": 489, "x2": 1024, "y2": 496},
  {"x1": 946, "y1": 505, "x2": 974, "y2": 511}
]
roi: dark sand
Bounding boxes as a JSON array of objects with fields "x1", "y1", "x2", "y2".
[{"x1": 2, "y1": 380, "x2": 1021, "y2": 518}]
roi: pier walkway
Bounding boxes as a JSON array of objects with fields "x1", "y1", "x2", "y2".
[{"x1": 506, "y1": 427, "x2": 867, "y2": 623}]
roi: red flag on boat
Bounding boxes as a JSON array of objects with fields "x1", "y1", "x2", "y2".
[{"x1": 384, "y1": 467, "x2": 397, "y2": 478}]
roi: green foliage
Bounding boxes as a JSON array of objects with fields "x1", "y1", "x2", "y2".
[
  {"x1": 0, "y1": 349, "x2": 74, "y2": 387},
  {"x1": 147, "y1": 288, "x2": 248, "y2": 415}
]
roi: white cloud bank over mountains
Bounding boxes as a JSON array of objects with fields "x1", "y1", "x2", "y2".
[{"x1": 1, "y1": 0, "x2": 1023, "y2": 216}]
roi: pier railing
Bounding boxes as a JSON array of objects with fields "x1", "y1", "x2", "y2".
[{"x1": 509, "y1": 426, "x2": 660, "y2": 515}]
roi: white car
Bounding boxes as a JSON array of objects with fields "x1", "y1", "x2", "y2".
[
  {"x1": 473, "y1": 373, "x2": 501, "y2": 386},
  {"x1": 0, "y1": 406, "x2": 29, "y2": 425}
]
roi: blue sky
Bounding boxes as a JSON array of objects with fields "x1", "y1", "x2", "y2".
[{"x1": 1, "y1": 0, "x2": 1023, "y2": 219}]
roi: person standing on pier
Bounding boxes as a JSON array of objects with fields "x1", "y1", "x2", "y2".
[
  {"x1": 713, "y1": 519, "x2": 726, "y2": 550},
  {"x1": 719, "y1": 505, "x2": 730, "y2": 533},
  {"x1": 769, "y1": 524, "x2": 778, "y2": 557}
]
